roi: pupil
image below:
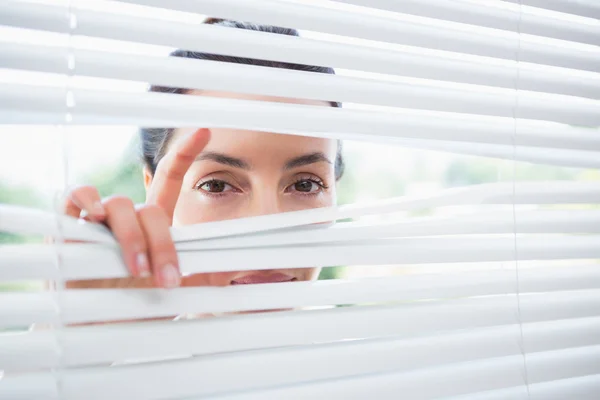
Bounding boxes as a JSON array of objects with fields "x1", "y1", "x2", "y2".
[
  {"x1": 206, "y1": 181, "x2": 225, "y2": 192},
  {"x1": 295, "y1": 180, "x2": 313, "y2": 192}
]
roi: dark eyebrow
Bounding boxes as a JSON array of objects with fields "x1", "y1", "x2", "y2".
[
  {"x1": 284, "y1": 152, "x2": 332, "y2": 170},
  {"x1": 195, "y1": 151, "x2": 251, "y2": 170}
]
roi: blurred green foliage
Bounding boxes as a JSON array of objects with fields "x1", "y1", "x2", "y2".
[
  {"x1": 0, "y1": 182, "x2": 44, "y2": 244},
  {"x1": 87, "y1": 139, "x2": 146, "y2": 203}
]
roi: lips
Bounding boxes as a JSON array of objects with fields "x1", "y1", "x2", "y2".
[{"x1": 231, "y1": 273, "x2": 297, "y2": 285}]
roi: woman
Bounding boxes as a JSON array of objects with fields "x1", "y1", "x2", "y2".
[{"x1": 64, "y1": 18, "x2": 344, "y2": 290}]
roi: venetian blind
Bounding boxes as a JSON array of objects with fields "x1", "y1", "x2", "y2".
[{"x1": 0, "y1": 0, "x2": 599, "y2": 399}]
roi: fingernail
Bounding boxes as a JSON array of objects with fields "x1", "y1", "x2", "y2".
[
  {"x1": 136, "y1": 253, "x2": 150, "y2": 277},
  {"x1": 92, "y1": 201, "x2": 105, "y2": 217},
  {"x1": 161, "y1": 264, "x2": 181, "y2": 289}
]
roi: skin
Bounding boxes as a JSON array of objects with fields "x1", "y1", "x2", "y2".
[{"x1": 63, "y1": 92, "x2": 337, "y2": 290}]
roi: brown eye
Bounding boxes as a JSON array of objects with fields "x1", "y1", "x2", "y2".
[
  {"x1": 198, "y1": 179, "x2": 230, "y2": 193},
  {"x1": 294, "y1": 180, "x2": 318, "y2": 193}
]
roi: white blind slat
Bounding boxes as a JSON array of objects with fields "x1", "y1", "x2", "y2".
[
  {"x1": 3, "y1": 236, "x2": 599, "y2": 280},
  {"x1": 3, "y1": 84, "x2": 600, "y2": 145},
  {"x1": 18, "y1": 346, "x2": 597, "y2": 400},
  {"x1": 5, "y1": 42, "x2": 600, "y2": 116},
  {"x1": 4, "y1": 290, "x2": 599, "y2": 370},
  {"x1": 32, "y1": 346, "x2": 593, "y2": 400},
  {"x1": 441, "y1": 375, "x2": 600, "y2": 400},
  {"x1": 3, "y1": 204, "x2": 600, "y2": 250},
  {"x1": 506, "y1": 0, "x2": 600, "y2": 20},
  {"x1": 118, "y1": 0, "x2": 600, "y2": 52},
  {"x1": 2, "y1": 264, "x2": 598, "y2": 326},
  {"x1": 175, "y1": 210, "x2": 600, "y2": 250},
  {"x1": 0, "y1": 373, "x2": 58, "y2": 400},
  {"x1": 2, "y1": 2, "x2": 599, "y2": 73},
  {"x1": 4, "y1": 34, "x2": 600, "y2": 101},
  {"x1": 336, "y1": 0, "x2": 600, "y2": 46}
]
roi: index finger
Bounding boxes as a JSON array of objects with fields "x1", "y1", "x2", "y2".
[{"x1": 146, "y1": 128, "x2": 211, "y2": 222}]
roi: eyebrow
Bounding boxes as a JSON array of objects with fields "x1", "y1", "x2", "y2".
[
  {"x1": 195, "y1": 151, "x2": 251, "y2": 170},
  {"x1": 195, "y1": 151, "x2": 332, "y2": 171},
  {"x1": 284, "y1": 152, "x2": 332, "y2": 170}
]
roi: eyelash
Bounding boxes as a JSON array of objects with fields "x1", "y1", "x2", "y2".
[
  {"x1": 194, "y1": 178, "x2": 239, "y2": 198},
  {"x1": 287, "y1": 176, "x2": 329, "y2": 196},
  {"x1": 194, "y1": 175, "x2": 329, "y2": 198}
]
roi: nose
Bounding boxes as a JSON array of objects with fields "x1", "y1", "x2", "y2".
[{"x1": 248, "y1": 191, "x2": 283, "y2": 217}]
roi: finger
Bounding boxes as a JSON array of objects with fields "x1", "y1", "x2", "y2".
[
  {"x1": 103, "y1": 196, "x2": 151, "y2": 278},
  {"x1": 64, "y1": 185, "x2": 105, "y2": 221},
  {"x1": 136, "y1": 204, "x2": 180, "y2": 289},
  {"x1": 146, "y1": 128, "x2": 211, "y2": 222}
]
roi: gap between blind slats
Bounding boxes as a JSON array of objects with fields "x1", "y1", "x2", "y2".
[
  {"x1": 117, "y1": 0, "x2": 600, "y2": 48},
  {"x1": 445, "y1": 375, "x2": 600, "y2": 400},
  {"x1": 3, "y1": 236, "x2": 600, "y2": 280},
  {"x1": 2, "y1": 85, "x2": 600, "y2": 148},
  {"x1": 336, "y1": 0, "x2": 600, "y2": 46},
  {"x1": 504, "y1": 0, "x2": 600, "y2": 20},
  {"x1": 3, "y1": 345, "x2": 598, "y2": 400},
  {"x1": 3, "y1": 43, "x2": 600, "y2": 114},
  {"x1": 2, "y1": 290, "x2": 599, "y2": 370},
  {"x1": 1, "y1": 2, "x2": 599, "y2": 73},
  {"x1": 2, "y1": 264, "x2": 598, "y2": 326}
]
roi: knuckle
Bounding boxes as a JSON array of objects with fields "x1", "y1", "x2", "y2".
[
  {"x1": 136, "y1": 203, "x2": 163, "y2": 216},
  {"x1": 156, "y1": 163, "x2": 184, "y2": 181},
  {"x1": 147, "y1": 233, "x2": 176, "y2": 254},
  {"x1": 103, "y1": 195, "x2": 135, "y2": 209},
  {"x1": 117, "y1": 227, "x2": 145, "y2": 248},
  {"x1": 68, "y1": 184, "x2": 99, "y2": 198},
  {"x1": 174, "y1": 149, "x2": 194, "y2": 164},
  {"x1": 137, "y1": 204, "x2": 169, "y2": 223}
]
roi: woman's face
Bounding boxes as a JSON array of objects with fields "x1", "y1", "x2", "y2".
[{"x1": 147, "y1": 91, "x2": 338, "y2": 287}]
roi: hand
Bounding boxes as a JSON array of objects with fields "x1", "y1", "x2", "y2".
[{"x1": 62, "y1": 129, "x2": 210, "y2": 288}]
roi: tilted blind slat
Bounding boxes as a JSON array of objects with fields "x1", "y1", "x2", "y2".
[
  {"x1": 2, "y1": 264, "x2": 598, "y2": 326},
  {"x1": 3, "y1": 85, "x2": 600, "y2": 150},
  {"x1": 115, "y1": 0, "x2": 600, "y2": 71},
  {"x1": 5, "y1": 42, "x2": 600, "y2": 116},
  {"x1": 3, "y1": 291, "x2": 599, "y2": 369},
  {"x1": 2, "y1": 2, "x2": 599, "y2": 72},
  {"x1": 336, "y1": 0, "x2": 600, "y2": 46},
  {"x1": 505, "y1": 0, "x2": 600, "y2": 20},
  {"x1": 431, "y1": 375, "x2": 600, "y2": 400},
  {"x1": 4, "y1": 41, "x2": 600, "y2": 101},
  {"x1": 32, "y1": 346, "x2": 592, "y2": 400},
  {"x1": 5, "y1": 346, "x2": 597, "y2": 400},
  {"x1": 3, "y1": 236, "x2": 599, "y2": 280}
]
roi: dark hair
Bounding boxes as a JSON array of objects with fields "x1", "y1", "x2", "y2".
[{"x1": 140, "y1": 18, "x2": 344, "y2": 180}]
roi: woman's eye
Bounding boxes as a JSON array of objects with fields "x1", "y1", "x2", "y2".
[
  {"x1": 198, "y1": 179, "x2": 232, "y2": 193},
  {"x1": 293, "y1": 180, "x2": 321, "y2": 193}
]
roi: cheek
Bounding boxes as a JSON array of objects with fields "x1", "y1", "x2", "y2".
[{"x1": 172, "y1": 191, "x2": 244, "y2": 225}]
